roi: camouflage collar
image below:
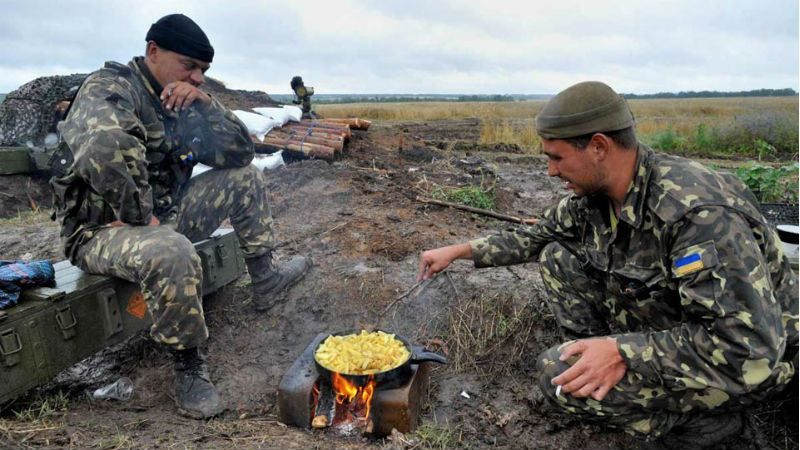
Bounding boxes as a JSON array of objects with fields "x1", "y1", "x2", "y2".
[
  {"x1": 129, "y1": 57, "x2": 176, "y2": 119},
  {"x1": 616, "y1": 143, "x2": 653, "y2": 229}
]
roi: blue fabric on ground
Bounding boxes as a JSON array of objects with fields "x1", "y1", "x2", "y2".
[{"x1": 0, "y1": 260, "x2": 56, "y2": 309}]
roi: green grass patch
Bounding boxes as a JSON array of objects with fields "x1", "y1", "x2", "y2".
[
  {"x1": 430, "y1": 185, "x2": 496, "y2": 211},
  {"x1": 734, "y1": 163, "x2": 799, "y2": 203}
]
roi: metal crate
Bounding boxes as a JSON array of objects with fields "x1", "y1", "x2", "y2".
[{"x1": 759, "y1": 203, "x2": 798, "y2": 226}]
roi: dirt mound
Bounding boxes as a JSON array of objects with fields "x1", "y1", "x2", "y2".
[
  {"x1": 202, "y1": 77, "x2": 281, "y2": 110},
  {"x1": 0, "y1": 73, "x2": 278, "y2": 150}
]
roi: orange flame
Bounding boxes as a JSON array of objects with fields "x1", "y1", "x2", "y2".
[{"x1": 331, "y1": 372, "x2": 376, "y2": 420}]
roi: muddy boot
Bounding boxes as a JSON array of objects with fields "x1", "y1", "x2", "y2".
[
  {"x1": 171, "y1": 347, "x2": 223, "y2": 419},
  {"x1": 245, "y1": 252, "x2": 312, "y2": 312},
  {"x1": 640, "y1": 412, "x2": 744, "y2": 449}
]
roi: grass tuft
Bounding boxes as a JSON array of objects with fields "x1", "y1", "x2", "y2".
[
  {"x1": 405, "y1": 422, "x2": 463, "y2": 450},
  {"x1": 442, "y1": 290, "x2": 553, "y2": 376},
  {"x1": 430, "y1": 185, "x2": 495, "y2": 211}
]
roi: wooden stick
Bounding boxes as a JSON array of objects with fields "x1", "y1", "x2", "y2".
[
  {"x1": 278, "y1": 125, "x2": 345, "y2": 139},
  {"x1": 253, "y1": 141, "x2": 334, "y2": 161},
  {"x1": 321, "y1": 118, "x2": 372, "y2": 130},
  {"x1": 378, "y1": 279, "x2": 430, "y2": 320},
  {"x1": 261, "y1": 137, "x2": 336, "y2": 159},
  {"x1": 268, "y1": 130, "x2": 344, "y2": 152},
  {"x1": 416, "y1": 196, "x2": 537, "y2": 225},
  {"x1": 294, "y1": 121, "x2": 352, "y2": 139}
]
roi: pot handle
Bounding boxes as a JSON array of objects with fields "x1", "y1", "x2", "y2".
[{"x1": 411, "y1": 345, "x2": 447, "y2": 364}]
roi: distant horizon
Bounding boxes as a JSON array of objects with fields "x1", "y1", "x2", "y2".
[{"x1": 2, "y1": 88, "x2": 797, "y2": 100}]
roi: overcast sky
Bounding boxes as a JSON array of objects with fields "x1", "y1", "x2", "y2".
[{"x1": 1, "y1": 0, "x2": 797, "y2": 95}]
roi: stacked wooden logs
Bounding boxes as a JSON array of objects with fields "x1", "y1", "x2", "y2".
[{"x1": 255, "y1": 118, "x2": 371, "y2": 161}]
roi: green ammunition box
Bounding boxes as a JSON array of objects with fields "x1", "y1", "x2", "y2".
[
  {"x1": 0, "y1": 228, "x2": 244, "y2": 407},
  {"x1": 0, "y1": 146, "x2": 33, "y2": 175}
]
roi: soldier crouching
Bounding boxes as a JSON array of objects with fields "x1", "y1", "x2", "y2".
[{"x1": 418, "y1": 81, "x2": 797, "y2": 448}]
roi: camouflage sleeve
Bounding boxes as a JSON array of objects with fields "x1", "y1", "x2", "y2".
[
  {"x1": 60, "y1": 73, "x2": 153, "y2": 225},
  {"x1": 470, "y1": 195, "x2": 582, "y2": 268},
  {"x1": 182, "y1": 96, "x2": 254, "y2": 168},
  {"x1": 616, "y1": 206, "x2": 790, "y2": 395}
]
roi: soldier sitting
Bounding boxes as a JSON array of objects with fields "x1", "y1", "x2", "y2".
[
  {"x1": 51, "y1": 14, "x2": 312, "y2": 419},
  {"x1": 417, "y1": 81, "x2": 798, "y2": 448}
]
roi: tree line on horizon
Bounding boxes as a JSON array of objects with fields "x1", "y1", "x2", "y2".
[
  {"x1": 1, "y1": 88, "x2": 796, "y2": 107},
  {"x1": 270, "y1": 89, "x2": 797, "y2": 104},
  {"x1": 621, "y1": 88, "x2": 797, "y2": 99}
]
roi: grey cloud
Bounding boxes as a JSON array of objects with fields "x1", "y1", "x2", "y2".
[{"x1": 0, "y1": 0, "x2": 796, "y2": 94}]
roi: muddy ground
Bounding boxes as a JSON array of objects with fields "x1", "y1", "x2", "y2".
[{"x1": 0, "y1": 119, "x2": 796, "y2": 450}]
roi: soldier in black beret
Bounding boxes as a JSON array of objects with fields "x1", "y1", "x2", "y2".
[
  {"x1": 417, "y1": 81, "x2": 797, "y2": 448},
  {"x1": 52, "y1": 14, "x2": 312, "y2": 419}
]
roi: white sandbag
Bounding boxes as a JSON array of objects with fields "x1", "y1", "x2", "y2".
[
  {"x1": 191, "y1": 152, "x2": 285, "y2": 179},
  {"x1": 233, "y1": 110, "x2": 276, "y2": 141},
  {"x1": 281, "y1": 105, "x2": 302, "y2": 122},
  {"x1": 251, "y1": 151, "x2": 285, "y2": 171},
  {"x1": 252, "y1": 107, "x2": 291, "y2": 126}
]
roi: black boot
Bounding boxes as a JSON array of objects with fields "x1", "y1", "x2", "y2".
[
  {"x1": 245, "y1": 251, "x2": 312, "y2": 312},
  {"x1": 171, "y1": 347, "x2": 223, "y2": 419},
  {"x1": 640, "y1": 412, "x2": 744, "y2": 449}
]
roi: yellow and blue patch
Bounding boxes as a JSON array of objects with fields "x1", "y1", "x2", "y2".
[{"x1": 674, "y1": 253, "x2": 704, "y2": 277}]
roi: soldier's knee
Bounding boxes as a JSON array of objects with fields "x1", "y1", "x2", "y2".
[
  {"x1": 232, "y1": 164, "x2": 266, "y2": 184},
  {"x1": 143, "y1": 233, "x2": 200, "y2": 273},
  {"x1": 536, "y1": 345, "x2": 568, "y2": 397},
  {"x1": 539, "y1": 242, "x2": 574, "y2": 278},
  {"x1": 538, "y1": 242, "x2": 560, "y2": 266}
]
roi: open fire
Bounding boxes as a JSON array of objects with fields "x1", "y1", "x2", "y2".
[
  {"x1": 279, "y1": 333, "x2": 440, "y2": 438},
  {"x1": 311, "y1": 373, "x2": 377, "y2": 433}
]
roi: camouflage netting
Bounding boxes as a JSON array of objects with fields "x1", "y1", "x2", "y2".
[
  {"x1": 0, "y1": 72, "x2": 278, "y2": 148},
  {"x1": 0, "y1": 74, "x2": 88, "y2": 147}
]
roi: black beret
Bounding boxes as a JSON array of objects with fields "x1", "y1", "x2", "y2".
[
  {"x1": 536, "y1": 81, "x2": 634, "y2": 139},
  {"x1": 146, "y1": 14, "x2": 214, "y2": 63}
]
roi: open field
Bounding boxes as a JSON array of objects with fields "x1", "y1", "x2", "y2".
[{"x1": 318, "y1": 96, "x2": 799, "y2": 159}]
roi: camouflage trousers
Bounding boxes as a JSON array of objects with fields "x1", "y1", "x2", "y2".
[
  {"x1": 74, "y1": 165, "x2": 274, "y2": 350},
  {"x1": 534, "y1": 242, "x2": 789, "y2": 437}
]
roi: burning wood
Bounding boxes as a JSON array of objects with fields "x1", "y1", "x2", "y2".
[{"x1": 278, "y1": 333, "x2": 435, "y2": 438}]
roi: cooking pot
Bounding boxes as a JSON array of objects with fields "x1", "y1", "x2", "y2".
[
  {"x1": 314, "y1": 330, "x2": 446, "y2": 390},
  {"x1": 777, "y1": 224, "x2": 799, "y2": 244}
]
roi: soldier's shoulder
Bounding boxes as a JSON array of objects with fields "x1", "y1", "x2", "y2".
[
  {"x1": 75, "y1": 61, "x2": 141, "y2": 101},
  {"x1": 83, "y1": 61, "x2": 135, "y2": 86},
  {"x1": 645, "y1": 152, "x2": 755, "y2": 223}
]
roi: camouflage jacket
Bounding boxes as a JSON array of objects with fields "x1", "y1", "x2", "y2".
[
  {"x1": 51, "y1": 57, "x2": 253, "y2": 261},
  {"x1": 471, "y1": 144, "x2": 798, "y2": 397}
]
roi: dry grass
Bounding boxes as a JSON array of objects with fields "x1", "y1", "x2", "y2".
[
  {"x1": 478, "y1": 118, "x2": 541, "y2": 151},
  {"x1": 317, "y1": 101, "x2": 545, "y2": 122},
  {"x1": 441, "y1": 282, "x2": 552, "y2": 377},
  {"x1": 0, "y1": 210, "x2": 52, "y2": 227},
  {"x1": 319, "y1": 97, "x2": 798, "y2": 157},
  {"x1": 0, "y1": 392, "x2": 70, "y2": 449}
]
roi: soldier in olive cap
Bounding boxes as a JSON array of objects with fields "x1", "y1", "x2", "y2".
[
  {"x1": 417, "y1": 81, "x2": 797, "y2": 448},
  {"x1": 51, "y1": 14, "x2": 312, "y2": 419}
]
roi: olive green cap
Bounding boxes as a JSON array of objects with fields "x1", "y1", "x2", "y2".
[{"x1": 535, "y1": 81, "x2": 634, "y2": 139}]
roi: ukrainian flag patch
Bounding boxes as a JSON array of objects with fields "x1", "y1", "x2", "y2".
[{"x1": 674, "y1": 253, "x2": 704, "y2": 277}]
